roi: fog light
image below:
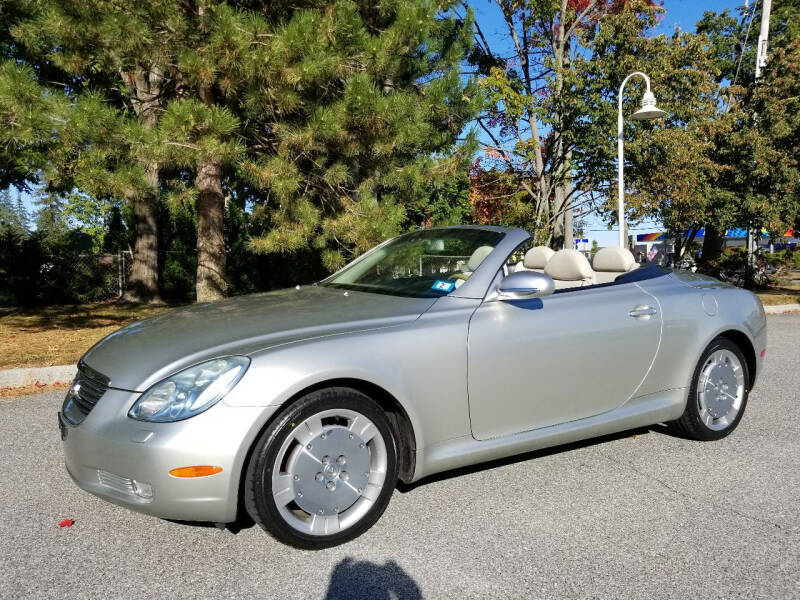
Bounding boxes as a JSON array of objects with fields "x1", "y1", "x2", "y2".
[{"x1": 132, "y1": 480, "x2": 154, "y2": 499}]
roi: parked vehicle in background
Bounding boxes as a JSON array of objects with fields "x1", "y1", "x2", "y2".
[
  {"x1": 679, "y1": 257, "x2": 698, "y2": 272},
  {"x1": 59, "y1": 226, "x2": 767, "y2": 548}
]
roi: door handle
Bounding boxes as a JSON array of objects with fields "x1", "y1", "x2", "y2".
[{"x1": 629, "y1": 305, "x2": 657, "y2": 318}]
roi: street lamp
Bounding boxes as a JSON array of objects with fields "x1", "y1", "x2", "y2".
[{"x1": 617, "y1": 71, "x2": 667, "y2": 247}]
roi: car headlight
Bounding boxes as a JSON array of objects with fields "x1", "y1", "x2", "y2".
[{"x1": 128, "y1": 356, "x2": 250, "y2": 422}]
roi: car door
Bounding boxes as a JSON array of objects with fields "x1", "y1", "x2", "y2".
[{"x1": 467, "y1": 281, "x2": 662, "y2": 440}]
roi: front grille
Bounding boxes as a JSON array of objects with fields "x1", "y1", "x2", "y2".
[
  {"x1": 62, "y1": 362, "x2": 110, "y2": 425},
  {"x1": 69, "y1": 376, "x2": 106, "y2": 415}
]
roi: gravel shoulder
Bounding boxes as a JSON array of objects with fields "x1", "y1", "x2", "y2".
[{"x1": 1, "y1": 316, "x2": 798, "y2": 599}]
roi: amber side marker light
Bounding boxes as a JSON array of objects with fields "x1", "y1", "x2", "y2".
[{"x1": 169, "y1": 466, "x2": 223, "y2": 478}]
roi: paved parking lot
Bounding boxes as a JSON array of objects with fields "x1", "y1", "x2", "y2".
[{"x1": 1, "y1": 315, "x2": 798, "y2": 599}]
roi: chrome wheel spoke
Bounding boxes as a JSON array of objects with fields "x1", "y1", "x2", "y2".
[
  {"x1": 273, "y1": 474, "x2": 295, "y2": 507},
  {"x1": 358, "y1": 422, "x2": 379, "y2": 444},
  {"x1": 361, "y1": 482, "x2": 382, "y2": 503},
  {"x1": 310, "y1": 513, "x2": 341, "y2": 535},
  {"x1": 349, "y1": 416, "x2": 378, "y2": 443},
  {"x1": 296, "y1": 415, "x2": 324, "y2": 446}
]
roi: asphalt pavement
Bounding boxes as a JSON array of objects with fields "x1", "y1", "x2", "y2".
[{"x1": 1, "y1": 315, "x2": 798, "y2": 599}]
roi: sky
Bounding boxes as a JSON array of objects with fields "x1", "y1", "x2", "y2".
[
  {"x1": 12, "y1": 0, "x2": 745, "y2": 246},
  {"x1": 468, "y1": 0, "x2": 745, "y2": 247}
]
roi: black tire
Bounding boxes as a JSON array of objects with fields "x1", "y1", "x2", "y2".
[
  {"x1": 669, "y1": 336, "x2": 750, "y2": 441},
  {"x1": 244, "y1": 387, "x2": 398, "y2": 549}
]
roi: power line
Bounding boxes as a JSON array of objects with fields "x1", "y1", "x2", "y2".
[{"x1": 732, "y1": 0, "x2": 759, "y2": 88}]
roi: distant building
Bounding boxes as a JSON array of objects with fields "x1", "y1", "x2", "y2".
[{"x1": 633, "y1": 227, "x2": 797, "y2": 258}]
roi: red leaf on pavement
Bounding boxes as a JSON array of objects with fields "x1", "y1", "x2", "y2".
[{"x1": 59, "y1": 519, "x2": 74, "y2": 528}]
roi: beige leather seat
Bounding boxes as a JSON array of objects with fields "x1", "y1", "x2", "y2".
[
  {"x1": 467, "y1": 245, "x2": 494, "y2": 272},
  {"x1": 514, "y1": 246, "x2": 555, "y2": 273},
  {"x1": 592, "y1": 247, "x2": 639, "y2": 284},
  {"x1": 544, "y1": 249, "x2": 595, "y2": 289},
  {"x1": 454, "y1": 245, "x2": 494, "y2": 288}
]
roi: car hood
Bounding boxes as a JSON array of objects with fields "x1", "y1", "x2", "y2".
[{"x1": 81, "y1": 286, "x2": 437, "y2": 391}]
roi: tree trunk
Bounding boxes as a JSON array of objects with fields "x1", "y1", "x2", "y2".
[
  {"x1": 701, "y1": 224, "x2": 724, "y2": 265},
  {"x1": 119, "y1": 66, "x2": 164, "y2": 304},
  {"x1": 551, "y1": 152, "x2": 575, "y2": 250},
  {"x1": 121, "y1": 161, "x2": 162, "y2": 304},
  {"x1": 563, "y1": 184, "x2": 574, "y2": 248},
  {"x1": 550, "y1": 11, "x2": 571, "y2": 250},
  {"x1": 195, "y1": 160, "x2": 226, "y2": 302},
  {"x1": 551, "y1": 184, "x2": 567, "y2": 250}
]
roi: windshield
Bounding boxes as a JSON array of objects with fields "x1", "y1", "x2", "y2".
[{"x1": 323, "y1": 228, "x2": 505, "y2": 298}]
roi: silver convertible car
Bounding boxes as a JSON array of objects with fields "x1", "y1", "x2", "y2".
[{"x1": 59, "y1": 226, "x2": 767, "y2": 548}]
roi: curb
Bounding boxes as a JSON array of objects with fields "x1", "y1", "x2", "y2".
[
  {"x1": 763, "y1": 303, "x2": 800, "y2": 315},
  {"x1": 0, "y1": 365, "x2": 76, "y2": 388}
]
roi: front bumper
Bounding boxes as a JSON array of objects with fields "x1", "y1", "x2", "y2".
[{"x1": 60, "y1": 388, "x2": 278, "y2": 523}]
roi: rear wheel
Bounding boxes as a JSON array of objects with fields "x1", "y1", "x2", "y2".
[
  {"x1": 244, "y1": 387, "x2": 397, "y2": 549},
  {"x1": 670, "y1": 337, "x2": 750, "y2": 441}
]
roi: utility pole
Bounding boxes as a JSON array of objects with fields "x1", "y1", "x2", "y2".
[
  {"x1": 755, "y1": 0, "x2": 772, "y2": 79},
  {"x1": 746, "y1": 0, "x2": 772, "y2": 283}
]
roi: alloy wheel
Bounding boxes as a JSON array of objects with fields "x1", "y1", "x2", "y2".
[{"x1": 270, "y1": 408, "x2": 388, "y2": 535}]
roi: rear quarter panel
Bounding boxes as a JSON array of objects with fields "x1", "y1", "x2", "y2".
[{"x1": 636, "y1": 273, "x2": 766, "y2": 398}]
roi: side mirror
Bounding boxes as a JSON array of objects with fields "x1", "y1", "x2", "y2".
[{"x1": 497, "y1": 270, "x2": 555, "y2": 300}]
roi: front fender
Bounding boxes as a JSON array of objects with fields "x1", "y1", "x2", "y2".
[{"x1": 222, "y1": 296, "x2": 481, "y2": 461}]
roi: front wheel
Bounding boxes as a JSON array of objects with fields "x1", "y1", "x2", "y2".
[
  {"x1": 244, "y1": 387, "x2": 398, "y2": 549},
  {"x1": 669, "y1": 337, "x2": 750, "y2": 441}
]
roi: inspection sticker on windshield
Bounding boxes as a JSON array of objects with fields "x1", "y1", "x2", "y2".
[{"x1": 432, "y1": 280, "x2": 456, "y2": 293}]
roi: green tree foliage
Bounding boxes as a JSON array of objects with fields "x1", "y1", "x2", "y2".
[
  {"x1": 0, "y1": 60, "x2": 63, "y2": 190},
  {"x1": 0, "y1": 188, "x2": 28, "y2": 233},
  {"x1": 8, "y1": 0, "x2": 199, "y2": 302},
  {"x1": 468, "y1": 0, "x2": 676, "y2": 248},
  {"x1": 726, "y1": 43, "x2": 800, "y2": 238},
  {"x1": 469, "y1": 0, "x2": 723, "y2": 249},
  {"x1": 238, "y1": 0, "x2": 480, "y2": 271},
  {"x1": 570, "y1": 2, "x2": 721, "y2": 252},
  {"x1": 3, "y1": 0, "x2": 478, "y2": 304},
  {"x1": 696, "y1": 1, "x2": 800, "y2": 263}
]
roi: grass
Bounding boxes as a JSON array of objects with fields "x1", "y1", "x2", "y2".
[
  {"x1": 0, "y1": 302, "x2": 176, "y2": 369},
  {"x1": 755, "y1": 271, "x2": 800, "y2": 306},
  {"x1": 756, "y1": 291, "x2": 800, "y2": 305}
]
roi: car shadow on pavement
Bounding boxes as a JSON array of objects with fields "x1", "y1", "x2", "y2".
[
  {"x1": 324, "y1": 557, "x2": 423, "y2": 600},
  {"x1": 398, "y1": 426, "x2": 654, "y2": 493}
]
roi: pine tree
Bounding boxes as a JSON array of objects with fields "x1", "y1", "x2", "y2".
[
  {"x1": 8, "y1": 0, "x2": 179, "y2": 303},
  {"x1": 157, "y1": 0, "x2": 479, "y2": 294},
  {"x1": 237, "y1": 0, "x2": 479, "y2": 271},
  {"x1": 4, "y1": 0, "x2": 478, "y2": 304},
  {"x1": 0, "y1": 188, "x2": 28, "y2": 233}
]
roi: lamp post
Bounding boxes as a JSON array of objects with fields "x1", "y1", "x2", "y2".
[{"x1": 617, "y1": 72, "x2": 667, "y2": 248}]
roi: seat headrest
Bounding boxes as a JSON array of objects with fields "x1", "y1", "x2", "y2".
[
  {"x1": 467, "y1": 245, "x2": 494, "y2": 271},
  {"x1": 545, "y1": 249, "x2": 594, "y2": 281},
  {"x1": 522, "y1": 246, "x2": 555, "y2": 270},
  {"x1": 593, "y1": 247, "x2": 637, "y2": 272}
]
